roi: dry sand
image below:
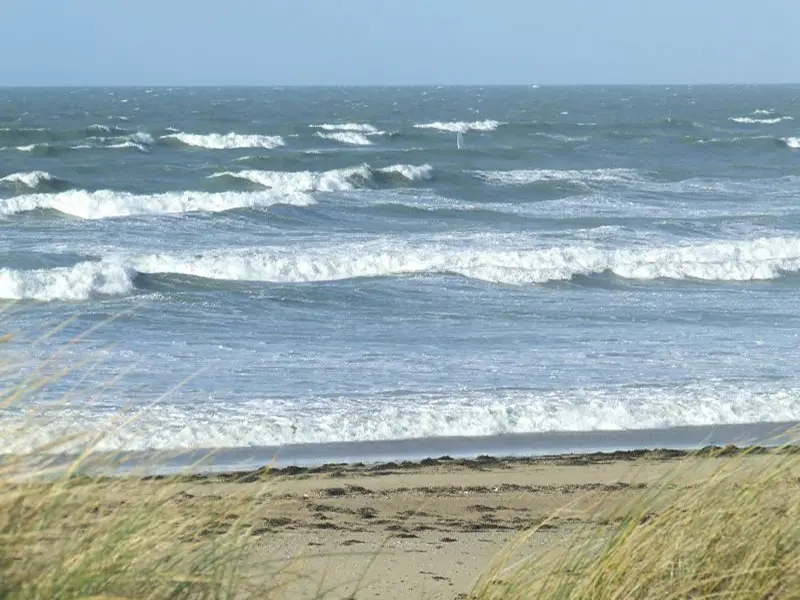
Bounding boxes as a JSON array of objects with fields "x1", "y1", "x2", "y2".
[
  {"x1": 8, "y1": 447, "x2": 791, "y2": 599},
  {"x1": 146, "y1": 448, "x2": 782, "y2": 599}
]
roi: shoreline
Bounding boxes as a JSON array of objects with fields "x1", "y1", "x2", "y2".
[{"x1": 8, "y1": 419, "x2": 796, "y2": 478}]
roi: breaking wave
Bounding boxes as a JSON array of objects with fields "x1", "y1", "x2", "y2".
[
  {"x1": 474, "y1": 168, "x2": 641, "y2": 186},
  {"x1": 0, "y1": 189, "x2": 315, "y2": 219},
  {"x1": 7, "y1": 382, "x2": 800, "y2": 452},
  {"x1": 124, "y1": 236, "x2": 800, "y2": 285},
  {"x1": 0, "y1": 261, "x2": 134, "y2": 301},
  {"x1": 107, "y1": 131, "x2": 155, "y2": 151},
  {"x1": 162, "y1": 132, "x2": 285, "y2": 149},
  {"x1": 86, "y1": 124, "x2": 127, "y2": 135},
  {"x1": 0, "y1": 170, "x2": 70, "y2": 192},
  {"x1": 730, "y1": 116, "x2": 794, "y2": 124},
  {"x1": 782, "y1": 137, "x2": 800, "y2": 149},
  {"x1": 210, "y1": 163, "x2": 433, "y2": 192},
  {"x1": 414, "y1": 120, "x2": 502, "y2": 133},
  {"x1": 315, "y1": 131, "x2": 373, "y2": 145},
  {"x1": 7, "y1": 236, "x2": 800, "y2": 302},
  {"x1": 311, "y1": 123, "x2": 380, "y2": 133}
]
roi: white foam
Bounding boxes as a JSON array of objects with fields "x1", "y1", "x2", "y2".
[
  {"x1": 87, "y1": 124, "x2": 128, "y2": 136},
  {"x1": 414, "y1": 119, "x2": 502, "y2": 133},
  {"x1": 378, "y1": 164, "x2": 434, "y2": 181},
  {"x1": 0, "y1": 170, "x2": 53, "y2": 188},
  {"x1": 729, "y1": 116, "x2": 793, "y2": 124},
  {"x1": 753, "y1": 109, "x2": 774, "y2": 115},
  {"x1": 123, "y1": 235, "x2": 800, "y2": 285},
  {"x1": 162, "y1": 132, "x2": 285, "y2": 150},
  {"x1": 0, "y1": 189, "x2": 315, "y2": 219},
  {"x1": 130, "y1": 131, "x2": 154, "y2": 145},
  {"x1": 312, "y1": 123, "x2": 380, "y2": 133},
  {"x1": 87, "y1": 123, "x2": 115, "y2": 133},
  {"x1": 315, "y1": 131, "x2": 373, "y2": 145},
  {"x1": 210, "y1": 163, "x2": 433, "y2": 192},
  {"x1": 6, "y1": 382, "x2": 800, "y2": 452},
  {"x1": 106, "y1": 141, "x2": 148, "y2": 151},
  {"x1": 211, "y1": 165, "x2": 372, "y2": 192},
  {"x1": 106, "y1": 132, "x2": 154, "y2": 151},
  {"x1": 782, "y1": 137, "x2": 800, "y2": 149},
  {"x1": 0, "y1": 261, "x2": 134, "y2": 301},
  {"x1": 535, "y1": 133, "x2": 590, "y2": 143},
  {"x1": 474, "y1": 168, "x2": 641, "y2": 186}
]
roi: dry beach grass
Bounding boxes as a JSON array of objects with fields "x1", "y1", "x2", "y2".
[{"x1": 2, "y1": 329, "x2": 800, "y2": 599}]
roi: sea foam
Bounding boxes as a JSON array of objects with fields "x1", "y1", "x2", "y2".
[
  {"x1": 120, "y1": 235, "x2": 800, "y2": 286},
  {"x1": 0, "y1": 261, "x2": 134, "y2": 301},
  {"x1": 312, "y1": 123, "x2": 380, "y2": 133},
  {"x1": 6, "y1": 382, "x2": 800, "y2": 452},
  {"x1": 315, "y1": 131, "x2": 373, "y2": 145},
  {"x1": 730, "y1": 116, "x2": 793, "y2": 124},
  {"x1": 8, "y1": 236, "x2": 800, "y2": 301},
  {"x1": 162, "y1": 132, "x2": 286, "y2": 149},
  {"x1": 414, "y1": 119, "x2": 502, "y2": 133},
  {"x1": 0, "y1": 189, "x2": 315, "y2": 219},
  {"x1": 210, "y1": 163, "x2": 433, "y2": 192},
  {"x1": 0, "y1": 170, "x2": 54, "y2": 189},
  {"x1": 474, "y1": 168, "x2": 641, "y2": 186}
]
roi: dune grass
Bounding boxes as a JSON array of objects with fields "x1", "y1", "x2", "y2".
[
  {"x1": 471, "y1": 444, "x2": 800, "y2": 600},
  {"x1": 3, "y1": 325, "x2": 800, "y2": 599},
  {"x1": 0, "y1": 324, "x2": 274, "y2": 600}
]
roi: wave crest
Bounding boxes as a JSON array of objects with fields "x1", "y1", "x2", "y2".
[
  {"x1": 0, "y1": 189, "x2": 315, "y2": 219},
  {"x1": 474, "y1": 168, "x2": 641, "y2": 186},
  {"x1": 1, "y1": 170, "x2": 53, "y2": 188},
  {"x1": 162, "y1": 132, "x2": 285, "y2": 150},
  {"x1": 312, "y1": 123, "x2": 380, "y2": 133},
  {"x1": 7, "y1": 382, "x2": 800, "y2": 452},
  {"x1": 315, "y1": 131, "x2": 373, "y2": 145},
  {"x1": 730, "y1": 116, "x2": 794, "y2": 124},
  {"x1": 9, "y1": 236, "x2": 800, "y2": 303},
  {"x1": 413, "y1": 120, "x2": 502, "y2": 133},
  {"x1": 126, "y1": 235, "x2": 800, "y2": 286},
  {"x1": 0, "y1": 261, "x2": 134, "y2": 301},
  {"x1": 210, "y1": 163, "x2": 433, "y2": 193}
]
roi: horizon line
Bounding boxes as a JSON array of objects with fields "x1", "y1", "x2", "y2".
[{"x1": 2, "y1": 82, "x2": 800, "y2": 89}]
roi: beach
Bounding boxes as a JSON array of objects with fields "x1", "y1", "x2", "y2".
[
  {"x1": 4, "y1": 84, "x2": 800, "y2": 598},
  {"x1": 7, "y1": 446, "x2": 796, "y2": 600}
]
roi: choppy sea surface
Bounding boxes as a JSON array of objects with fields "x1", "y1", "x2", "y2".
[{"x1": 2, "y1": 85, "x2": 800, "y2": 457}]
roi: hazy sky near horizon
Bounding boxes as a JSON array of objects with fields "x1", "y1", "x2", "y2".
[{"x1": 1, "y1": 0, "x2": 798, "y2": 86}]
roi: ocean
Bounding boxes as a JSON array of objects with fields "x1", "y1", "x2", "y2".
[{"x1": 2, "y1": 85, "x2": 800, "y2": 465}]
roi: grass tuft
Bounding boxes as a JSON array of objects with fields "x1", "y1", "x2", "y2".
[{"x1": 471, "y1": 443, "x2": 800, "y2": 600}]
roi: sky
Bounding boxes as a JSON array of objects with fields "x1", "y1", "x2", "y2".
[{"x1": 0, "y1": 0, "x2": 798, "y2": 86}]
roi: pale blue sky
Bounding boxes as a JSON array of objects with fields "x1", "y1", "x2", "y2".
[{"x1": 1, "y1": 0, "x2": 797, "y2": 86}]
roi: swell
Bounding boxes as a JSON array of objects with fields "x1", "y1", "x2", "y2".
[
  {"x1": 161, "y1": 132, "x2": 285, "y2": 150},
  {"x1": 0, "y1": 189, "x2": 315, "y2": 219},
  {"x1": 0, "y1": 162, "x2": 432, "y2": 220},
  {"x1": 208, "y1": 163, "x2": 433, "y2": 193},
  {"x1": 0, "y1": 171, "x2": 72, "y2": 193},
  {"x1": 8, "y1": 236, "x2": 800, "y2": 301}
]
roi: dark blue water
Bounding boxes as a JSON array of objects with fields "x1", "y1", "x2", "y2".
[{"x1": 2, "y1": 85, "x2": 800, "y2": 454}]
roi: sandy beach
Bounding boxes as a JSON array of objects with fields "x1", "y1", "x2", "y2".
[{"x1": 9, "y1": 446, "x2": 794, "y2": 599}]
